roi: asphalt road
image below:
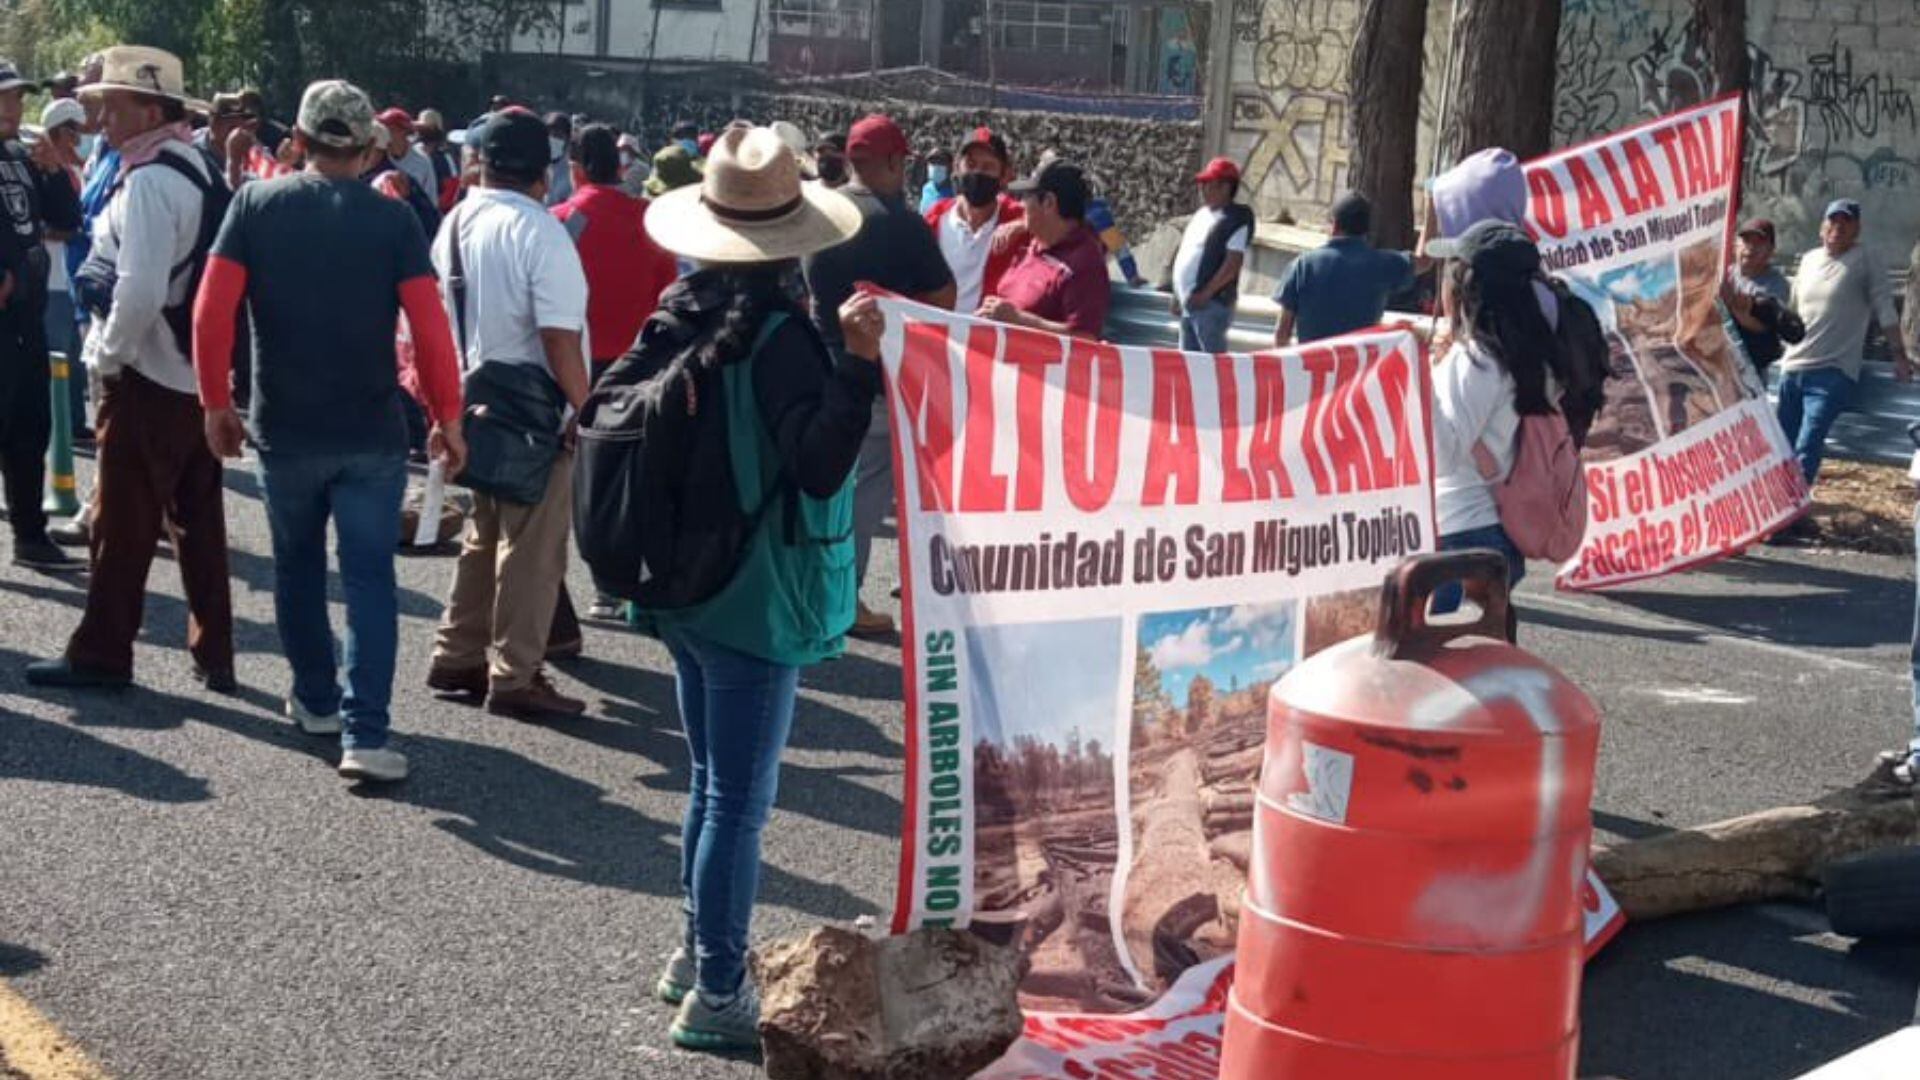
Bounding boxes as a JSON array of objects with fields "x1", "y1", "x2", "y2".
[{"x1": 1, "y1": 454, "x2": 1916, "y2": 1080}]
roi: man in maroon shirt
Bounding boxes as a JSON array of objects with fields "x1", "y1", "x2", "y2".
[{"x1": 981, "y1": 158, "x2": 1110, "y2": 340}]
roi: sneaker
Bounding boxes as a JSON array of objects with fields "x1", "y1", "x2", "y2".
[
  {"x1": 849, "y1": 602, "x2": 895, "y2": 640},
  {"x1": 286, "y1": 698, "x2": 343, "y2": 736},
  {"x1": 24, "y1": 657, "x2": 131, "y2": 690},
  {"x1": 656, "y1": 947, "x2": 696, "y2": 1005},
  {"x1": 486, "y1": 672, "x2": 586, "y2": 721},
  {"x1": 339, "y1": 747, "x2": 408, "y2": 783},
  {"x1": 426, "y1": 662, "x2": 489, "y2": 698},
  {"x1": 587, "y1": 594, "x2": 626, "y2": 621},
  {"x1": 1875, "y1": 749, "x2": 1918, "y2": 786},
  {"x1": 48, "y1": 519, "x2": 90, "y2": 548},
  {"x1": 670, "y1": 979, "x2": 760, "y2": 1053},
  {"x1": 14, "y1": 536, "x2": 84, "y2": 572}
]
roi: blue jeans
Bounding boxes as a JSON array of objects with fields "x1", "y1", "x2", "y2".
[
  {"x1": 258, "y1": 451, "x2": 408, "y2": 750},
  {"x1": 1775, "y1": 367, "x2": 1856, "y2": 485},
  {"x1": 1179, "y1": 298, "x2": 1234, "y2": 353},
  {"x1": 1433, "y1": 524, "x2": 1527, "y2": 614},
  {"x1": 663, "y1": 629, "x2": 800, "y2": 998}
]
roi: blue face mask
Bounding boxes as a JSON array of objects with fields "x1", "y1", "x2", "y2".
[
  {"x1": 680, "y1": 138, "x2": 700, "y2": 157},
  {"x1": 929, "y1": 164, "x2": 950, "y2": 186}
]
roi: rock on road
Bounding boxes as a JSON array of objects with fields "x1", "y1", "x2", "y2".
[{"x1": 1, "y1": 456, "x2": 1916, "y2": 1080}]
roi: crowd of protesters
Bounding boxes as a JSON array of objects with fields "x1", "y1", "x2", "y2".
[{"x1": 0, "y1": 35, "x2": 1917, "y2": 1060}]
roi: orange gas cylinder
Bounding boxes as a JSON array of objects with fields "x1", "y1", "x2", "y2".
[{"x1": 1219, "y1": 552, "x2": 1601, "y2": 1080}]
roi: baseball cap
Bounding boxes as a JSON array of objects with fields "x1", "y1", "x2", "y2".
[
  {"x1": 1008, "y1": 158, "x2": 1090, "y2": 217},
  {"x1": 1443, "y1": 219, "x2": 1541, "y2": 283},
  {"x1": 1824, "y1": 199, "x2": 1861, "y2": 221},
  {"x1": 211, "y1": 93, "x2": 255, "y2": 120},
  {"x1": 0, "y1": 59, "x2": 32, "y2": 95},
  {"x1": 846, "y1": 114, "x2": 908, "y2": 161},
  {"x1": 416, "y1": 108, "x2": 446, "y2": 135},
  {"x1": 671, "y1": 119, "x2": 700, "y2": 140},
  {"x1": 1194, "y1": 156, "x2": 1241, "y2": 184},
  {"x1": 40, "y1": 98, "x2": 84, "y2": 132},
  {"x1": 376, "y1": 107, "x2": 414, "y2": 132},
  {"x1": 959, "y1": 126, "x2": 1009, "y2": 163},
  {"x1": 297, "y1": 79, "x2": 377, "y2": 149},
  {"x1": 1429, "y1": 147, "x2": 1528, "y2": 241},
  {"x1": 479, "y1": 108, "x2": 550, "y2": 180},
  {"x1": 1736, "y1": 218, "x2": 1777, "y2": 245}
]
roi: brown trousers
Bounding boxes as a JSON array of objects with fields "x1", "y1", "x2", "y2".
[
  {"x1": 66, "y1": 369, "x2": 233, "y2": 677},
  {"x1": 432, "y1": 452, "x2": 572, "y2": 693}
]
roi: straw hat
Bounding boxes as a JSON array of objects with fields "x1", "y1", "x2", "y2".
[
  {"x1": 646, "y1": 124, "x2": 861, "y2": 263},
  {"x1": 75, "y1": 45, "x2": 204, "y2": 110}
]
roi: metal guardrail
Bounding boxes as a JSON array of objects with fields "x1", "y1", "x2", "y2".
[{"x1": 1102, "y1": 284, "x2": 1920, "y2": 467}]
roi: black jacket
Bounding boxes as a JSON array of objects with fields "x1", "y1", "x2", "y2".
[
  {"x1": 1192, "y1": 202, "x2": 1256, "y2": 308},
  {"x1": 0, "y1": 140, "x2": 82, "y2": 314}
]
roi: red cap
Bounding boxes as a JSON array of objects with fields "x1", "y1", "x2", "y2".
[
  {"x1": 1195, "y1": 156, "x2": 1241, "y2": 184},
  {"x1": 1736, "y1": 217, "x2": 1777, "y2": 245},
  {"x1": 847, "y1": 114, "x2": 909, "y2": 161},
  {"x1": 376, "y1": 108, "x2": 414, "y2": 132},
  {"x1": 960, "y1": 125, "x2": 1008, "y2": 162}
]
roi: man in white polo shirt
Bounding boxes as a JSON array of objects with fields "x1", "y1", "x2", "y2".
[
  {"x1": 425, "y1": 108, "x2": 591, "y2": 720},
  {"x1": 923, "y1": 127, "x2": 1024, "y2": 315}
]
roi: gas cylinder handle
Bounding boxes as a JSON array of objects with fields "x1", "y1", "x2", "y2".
[{"x1": 1372, "y1": 551, "x2": 1514, "y2": 660}]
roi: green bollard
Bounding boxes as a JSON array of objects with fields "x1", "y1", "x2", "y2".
[{"x1": 44, "y1": 350, "x2": 78, "y2": 516}]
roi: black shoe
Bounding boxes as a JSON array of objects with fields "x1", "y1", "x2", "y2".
[
  {"x1": 14, "y1": 536, "x2": 85, "y2": 571},
  {"x1": 26, "y1": 657, "x2": 131, "y2": 689},
  {"x1": 193, "y1": 665, "x2": 238, "y2": 694},
  {"x1": 48, "y1": 519, "x2": 90, "y2": 548}
]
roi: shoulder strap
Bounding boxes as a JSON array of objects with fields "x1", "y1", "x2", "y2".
[{"x1": 446, "y1": 205, "x2": 469, "y2": 362}]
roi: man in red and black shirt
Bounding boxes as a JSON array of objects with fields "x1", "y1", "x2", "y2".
[
  {"x1": 984, "y1": 158, "x2": 1110, "y2": 340},
  {"x1": 922, "y1": 126, "x2": 1024, "y2": 315},
  {"x1": 193, "y1": 79, "x2": 466, "y2": 786}
]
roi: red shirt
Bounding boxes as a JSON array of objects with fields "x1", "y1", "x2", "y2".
[
  {"x1": 993, "y1": 223, "x2": 1111, "y2": 338},
  {"x1": 923, "y1": 193, "x2": 1024, "y2": 308},
  {"x1": 553, "y1": 184, "x2": 679, "y2": 363}
]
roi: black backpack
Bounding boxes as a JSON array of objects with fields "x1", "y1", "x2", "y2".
[
  {"x1": 1544, "y1": 276, "x2": 1611, "y2": 450},
  {"x1": 134, "y1": 145, "x2": 232, "y2": 357},
  {"x1": 573, "y1": 309, "x2": 793, "y2": 610}
]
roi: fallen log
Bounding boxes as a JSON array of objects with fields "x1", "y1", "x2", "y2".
[{"x1": 1592, "y1": 779, "x2": 1919, "y2": 921}]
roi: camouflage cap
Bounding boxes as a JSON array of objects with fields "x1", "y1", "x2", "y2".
[{"x1": 297, "y1": 79, "x2": 376, "y2": 150}]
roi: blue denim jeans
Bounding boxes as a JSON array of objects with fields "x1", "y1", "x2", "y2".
[
  {"x1": 1179, "y1": 298, "x2": 1235, "y2": 353},
  {"x1": 1432, "y1": 524, "x2": 1527, "y2": 614},
  {"x1": 1775, "y1": 367, "x2": 1856, "y2": 485},
  {"x1": 663, "y1": 629, "x2": 800, "y2": 999},
  {"x1": 258, "y1": 451, "x2": 408, "y2": 750}
]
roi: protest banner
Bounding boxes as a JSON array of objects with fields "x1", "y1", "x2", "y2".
[
  {"x1": 875, "y1": 301, "x2": 1437, "y2": 1070},
  {"x1": 1522, "y1": 92, "x2": 1812, "y2": 589}
]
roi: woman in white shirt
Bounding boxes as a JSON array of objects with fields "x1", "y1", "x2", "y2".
[{"x1": 1429, "y1": 220, "x2": 1569, "y2": 619}]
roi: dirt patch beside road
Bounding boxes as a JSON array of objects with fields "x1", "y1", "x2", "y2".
[{"x1": 1808, "y1": 461, "x2": 1915, "y2": 555}]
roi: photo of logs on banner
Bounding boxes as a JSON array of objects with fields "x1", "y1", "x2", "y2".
[{"x1": 1522, "y1": 92, "x2": 1811, "y2": 588}]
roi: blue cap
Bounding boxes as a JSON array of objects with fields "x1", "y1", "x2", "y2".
[{"x1": 1824, "y1": 198, "x2": 1861, "y2": 221}]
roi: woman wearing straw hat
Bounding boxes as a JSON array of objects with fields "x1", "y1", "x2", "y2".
[{"x1": 635, "y1": 123, "x2": 883, "y2": 1052}]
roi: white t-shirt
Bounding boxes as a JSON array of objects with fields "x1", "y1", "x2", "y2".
[
  {"x1": 88, "y1": 141, "x2": 207, "y2": 394},
  {"x1": 431, "y1": 186, "x2": 590, "y2": 374},
  {"x1": 938, "y1": 200, "x2": 1000, "y2": 314},
  {"x1": 1432, "y1": 338, "x2": 1520, "y2": 537},
  {"x1": 1172, "y1": 206, "x2": 1251, "y2": 306}
]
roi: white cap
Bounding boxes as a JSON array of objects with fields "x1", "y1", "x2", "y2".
[{"x1": 40, "y1": 98, "x2": 84, "y2": 132}]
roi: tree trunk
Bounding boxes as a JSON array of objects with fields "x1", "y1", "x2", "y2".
[
  {"x1": 1441, "y1": 0, "x2": 1562, "y2": 162},
  {"x1": 1694, "y1": 0, "x2": 1749, "y2": 95},
  {"x1": 1347, "y1": 0, "x2": 1428, "y2": 250}
]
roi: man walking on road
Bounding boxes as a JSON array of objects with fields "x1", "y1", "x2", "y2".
[
  {"x1": 425, "y1": 108, "x2": 590, "y2": 720},
  {"x1": 1171, "y1": 156, "x2": 1254, "y2": 353},
  {"x1": 192, "y1": 79, "x2": 468, "y2": 784},
  {"x1": 1777, "y1": 200, "x2": 1911, "y2": 499},
  {"x1": 802, "y1": 114, "x2": 955, "y2": 639},
  {"x1": 1273, "y1": 191, "x2": 1414, "y2": 346},
  {"x1": 28, "y1": 45, "x2": 233, "y2": 691},
  {"x1": 0, "y1": 57, "x2": 84, "y2": 571}
]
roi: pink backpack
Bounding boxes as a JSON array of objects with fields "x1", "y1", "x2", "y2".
[{"x1": 1473, "y1": 412, "x2": 1589, "y2": 562}]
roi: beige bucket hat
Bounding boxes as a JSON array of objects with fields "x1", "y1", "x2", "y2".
[
  {"x1": 647, "y1": 124, "x2": 861, "y2": 264},
  {"x1": 75, "y1": 45, "x2": 204, "y2": 110}
]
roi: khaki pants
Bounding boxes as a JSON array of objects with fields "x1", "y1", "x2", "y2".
[{"x1": 432, "y1": 452, "x2": 572, "y2": 693}]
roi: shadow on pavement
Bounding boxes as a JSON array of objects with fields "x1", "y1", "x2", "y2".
[
  {"x1": 0, "y1": 940, "x2": 46, "y2": 977},
  {"x1": 1598, "y1": 555, "x2": 1910, "y2": 650},
  {"x1": 1580, "y1": 904, "x2": 1920, "y2": 1079},
  {"x1": 1591, "y1": 810, "x2": 1674, "y2": 843},
  {"x1": 0, "y1": 706, "x2": 213, "y2": 803}
]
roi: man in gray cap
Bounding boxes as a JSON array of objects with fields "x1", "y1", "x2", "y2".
[{"x1": 1775, "y1": 198, "x2": 1910, "y2": 508}]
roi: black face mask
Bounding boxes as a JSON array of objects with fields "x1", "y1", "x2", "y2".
[
  {"x1": 816, "y1": 154, "x2": 848, "y2": 185},
  {"x1": 958, "y1": 172, "x2": 1001, "y2": 208}
]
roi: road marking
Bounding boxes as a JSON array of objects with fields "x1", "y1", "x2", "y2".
[
  {"x1": 1665, "y1": 956, "x2": 1857, "y2": 1016},
  {"x1": 0, "y1": 979, "x2": 107, "y2": 1080},
  {"x1": 1524, "y1": 591, "x2": 1905, "y2": 681},
  {"x1": 1630, "y1": 686, "x2": 1756, "y2": 706}
]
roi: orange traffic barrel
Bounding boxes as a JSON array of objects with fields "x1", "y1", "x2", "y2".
[{"x1": 1220, "y1": 551, "x2": 1601, "y2": 1079}]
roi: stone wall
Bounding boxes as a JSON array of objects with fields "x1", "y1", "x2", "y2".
[
  {"x1": 488, "y1": 57, "x2": 1204, "y2": 241},
  {"x1": 1223, "y1": 0, "x2": 1920, "y2": 268}
]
